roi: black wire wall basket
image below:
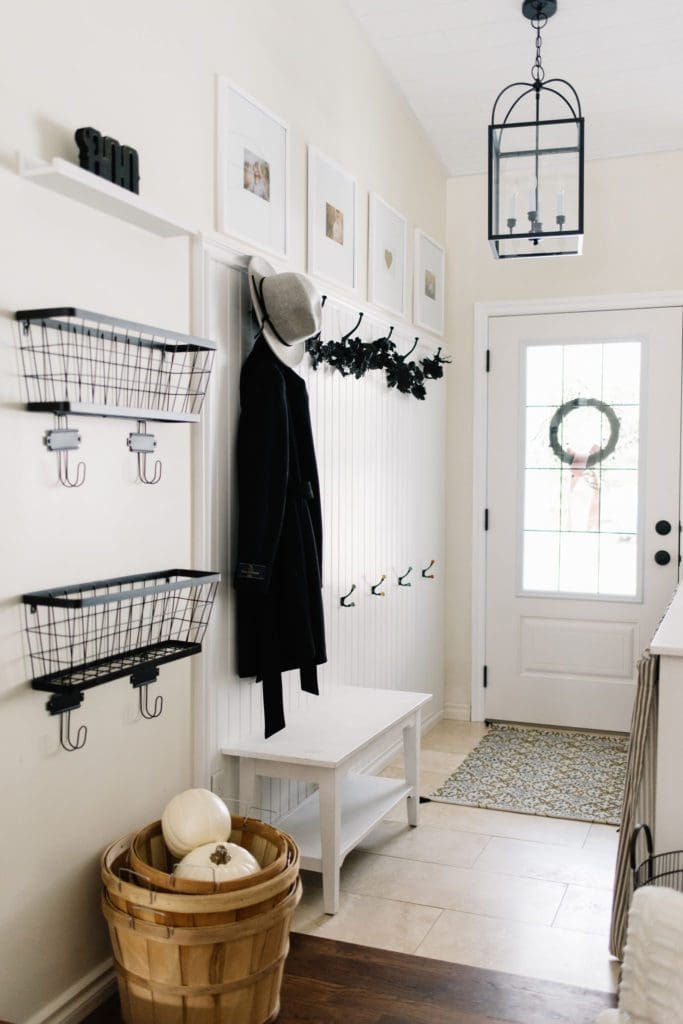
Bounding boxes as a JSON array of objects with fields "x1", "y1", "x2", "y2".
[
  {"x1": 17, "y1": 307, "x2": 216, "y2": 421},
  {"x1": 23, "y1": 569, "x2": 220, "y2": 751},
  {"x1": 630, "y1": 823, "x2": 683, "y2": 894},
  {"x1": 16, "y1": 307, "x2": 217, "y2": 487}
]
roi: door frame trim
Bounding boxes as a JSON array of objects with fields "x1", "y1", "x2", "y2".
[{"x1": 471, "y1": 290, "x2": 683, "y2": 722}]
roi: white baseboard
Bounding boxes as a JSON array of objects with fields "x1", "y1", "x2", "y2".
[
  {"x1": 443, "y1": 703, "x2": 471, "y2": 721},
  {"x1": 24, "y1": 959, "x2": 116, "y2": 1024},
  {"x1": 359, "y1": 706, "x2": 444, "y2": 776}
]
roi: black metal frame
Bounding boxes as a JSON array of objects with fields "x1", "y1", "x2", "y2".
[
  {"x1": 16, "y1": 307, "x2": 216, "y2": 422},
  {"x1": 631, "y1": 823, "x2": 683, "y2": 894},
  {"x1": 23, "y1": 569, "x2": 220, "y2": 749},
  {"x1": 488, "y1": 116, "x2": 585, "y2": 259}
]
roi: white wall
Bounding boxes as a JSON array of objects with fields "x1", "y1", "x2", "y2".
[
  {"x1": 0, "y1": 1, "x2": 447, "y2": 1020},
  {"x1": 445, "y1": 149, "x2": 683, "y2": 717}
]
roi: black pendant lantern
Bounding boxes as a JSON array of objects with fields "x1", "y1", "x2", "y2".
[{"x1": 488, "y1": 0, "x2": 584, "y2": 259}]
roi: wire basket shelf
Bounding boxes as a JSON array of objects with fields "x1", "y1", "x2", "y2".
[
  {"x1": 16, "y1": 307, "x2": 216, "y2": 422},
  {"x1": 23, "y1": 569, "x2": 220, "y2": 695},
  {"x1": 631, "y1": 823, "x2": 683, "y2": 894}
]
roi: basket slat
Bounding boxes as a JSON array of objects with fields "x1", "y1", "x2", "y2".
[{"x1": 130, "y1": 817, "x2": 289, "y2": 895}]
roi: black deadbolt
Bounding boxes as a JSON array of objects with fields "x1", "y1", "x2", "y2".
[
  {"x1": 655, "y1": 550, "x2": 671, "y2": 566},
  {"x1": 655, "y1": 520, "x2": 672, "y2": 536}
]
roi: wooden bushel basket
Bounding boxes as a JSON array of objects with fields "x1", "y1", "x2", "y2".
[
  {"x1": 130, "y1": 817, "x2": 289, "y2": 895},
  {"x1": 102, "y1": 878, "x2": 302, "y2": 1024},
  {"x1": 102, "y1": 833, "x2": 300, "y2": 927}
]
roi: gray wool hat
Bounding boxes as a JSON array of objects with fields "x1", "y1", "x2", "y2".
[{"x1": 248, "y1": 256, "x2": 322, "y2": 368}]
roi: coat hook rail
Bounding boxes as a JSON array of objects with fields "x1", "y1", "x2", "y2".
[
  {"x1": 47, "y1": 691, "x2": 88, "y2": 752},
  {"x1": 421, "y1": 560, "x2": 436, "y2": 579},
  {"x1": 371, "y1": 574, "x2": 386, "y2": 597},
  {"x1": 44, "y1": 414, "x2": 86, "y2": 488},
  {"x1": 340, "y1": 584, "x2": 357, "y2": 608},
  {"x1": 128, "y1": 420, "x2": 162, "y2": 485},
  {"x1": 398, "y1": 567, "x2": 413, "y2": 587}
]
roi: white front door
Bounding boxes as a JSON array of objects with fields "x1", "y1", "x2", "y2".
[{"x1": 485, "y1": 307, "x2": 682, "y2": 731}]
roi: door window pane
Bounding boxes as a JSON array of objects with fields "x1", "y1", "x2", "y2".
[{"x1": 522, "y1": 341, "x2": 641, "y2": 597}]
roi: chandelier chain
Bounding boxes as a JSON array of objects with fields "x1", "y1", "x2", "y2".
[{"x1": 531, "y1": 14, "x2": 547, "y2": 83}]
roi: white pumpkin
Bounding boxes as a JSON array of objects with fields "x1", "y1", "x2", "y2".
[
  {"x1": 174, "y1": 841, "x2": 261, "y2": 883},
  {"x1": 161, "y1": 788, "x2": 231, "y2": 859}
]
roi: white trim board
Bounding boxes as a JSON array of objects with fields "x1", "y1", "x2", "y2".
[
  {"x1": 470, "y1": 290, "x2": 683, "y2": 723},
  {"x1": 24, "y1": 959, "x2": 115, "y2": 1024}
]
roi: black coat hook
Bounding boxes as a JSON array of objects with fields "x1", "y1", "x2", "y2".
[
  {"x1": 403, "y1": 337, "x2": 419, "y2": 360},
  {"x1": 340, "y1": 584, "x2": 357, "y2": 607},
  {"x1": 398, "y1": 567, "x2": 413, "y2": 587},
  {"x1": 341, "y1": 311, "x2": 364, "y2": 342},
  {"x1": 371, "y1": 574, "x2": 386, "y2": 597},
  {"x1": 421, "y1": 560, "x2": 436, "y2": 579}
]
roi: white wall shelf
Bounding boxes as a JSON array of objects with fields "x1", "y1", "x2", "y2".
[{"x1": 18, "y1": 153, "x2": 197, "y2": 238}]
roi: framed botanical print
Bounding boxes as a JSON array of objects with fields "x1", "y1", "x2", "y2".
[
  {"x1": 368, "y1": 194, "x2": 407, "y2": 318},
  {"x1": 414, "y1": 229, "x2": 445, "y2": 337},
  {"x1": 216, "y1": 78, "x2": 289, "y2": 257},
  {"x1": 307, "y1": 146, "x2": 357, "y2": 292}
]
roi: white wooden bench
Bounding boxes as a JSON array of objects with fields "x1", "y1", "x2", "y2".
[{"x1": 222, "y1": 685, "x2": 431, "y2": 913}]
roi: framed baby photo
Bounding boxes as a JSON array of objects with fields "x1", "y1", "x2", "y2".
[
  {"x1": 414, "y1": 229, "x2": 445, "y2": 336},
  {"x1": 307, "y1": 146, "x2": 357, "y2": 292},
  {"x1": 368, "y1": 193, "x2": 407, "y2": 318},
  {"x1": 216, "y1": 78, "x2": 289, "y2": 257}
]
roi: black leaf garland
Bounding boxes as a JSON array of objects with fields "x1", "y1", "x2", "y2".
[{"x1": 305, "y1": 324, "x2": 450, "y2": 401}]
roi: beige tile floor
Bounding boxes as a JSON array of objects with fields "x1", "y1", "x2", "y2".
[{"x1": 291, "y1": 719, "x2": 621, "y2": 994}]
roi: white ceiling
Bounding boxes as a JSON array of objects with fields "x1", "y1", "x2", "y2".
[{"x1": 346, "y1": 0, "x2": 683, "y2": 176}]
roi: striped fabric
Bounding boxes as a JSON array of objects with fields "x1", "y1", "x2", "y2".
[{"x1": 609, "y1": 650, "x2": 659, "y2": 960}]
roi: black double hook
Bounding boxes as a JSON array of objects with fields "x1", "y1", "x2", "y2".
[
  {"x1": 340, "y1": 584, "x2": 357, "y2": 608},
  {"x1": 138, "y1": 684, "x2": 164, "y2": 719},
  {"x1": 58, "y1": 708, "x2": 88, "y2": 751},
  {"x1": 47, "y1": 692, "x2": 88, "y2": 752},
  {"x1": 398, "y1": 567, "x2": 413, "y2": 587}
]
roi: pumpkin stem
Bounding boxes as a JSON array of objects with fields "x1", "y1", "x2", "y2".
[{"x1": 210, "y1": 844, "x2": 231, "y2": 866}]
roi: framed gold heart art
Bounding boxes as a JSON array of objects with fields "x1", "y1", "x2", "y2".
[{"x1": 368, "y1": 193, "x2": 407, "y2": 319}]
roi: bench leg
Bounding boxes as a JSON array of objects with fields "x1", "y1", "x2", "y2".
[
  {"x1": 238, "y1": 757, "x2": 258, "y2": 816},
  {"x1": 403, "y1": 710, "x2": 422, "y2": 827},
  {"x1": 319, "y1": 770, "x2": 341, "y2": 914}
]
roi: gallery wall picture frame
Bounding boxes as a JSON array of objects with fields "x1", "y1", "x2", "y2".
[
  {"x1": 414, "y1": 229, "x2": 445, "y2": 337},
  {"x1": 307, "y1": 146, "x2": 358, "y2": 293},
  {"x1": 216, "y1": 77, "x2": 289, "y2": 258},
  {"x1": 368, "y1": 193, "x2": 407, "y2": 319}
]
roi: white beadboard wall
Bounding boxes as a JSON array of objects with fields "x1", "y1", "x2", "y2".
[{"x1": 193, "y1": 240, "x2": 446, "y2": 816}]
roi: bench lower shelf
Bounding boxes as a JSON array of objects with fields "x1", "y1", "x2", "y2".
[{"x1": 277, "y1": 773, "x2": 412, "y2": 871}]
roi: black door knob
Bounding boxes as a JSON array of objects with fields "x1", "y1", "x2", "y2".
[
  {"x1": 656, "y1": 520, "x2": 672, "y2": 536},
  {"x1": 655, "y1": 550, "x2": 671, "y2": 566}
]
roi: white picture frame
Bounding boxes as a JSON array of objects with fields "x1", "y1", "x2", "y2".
[
  {"x1": 216, "y1": 77, "x2": 289, "y2": 258},
  {"x1": 307, "y1": 146, "x2": 357, "y2": 292},
  {"x1": 414, "y1": 229, "x2": 445, "y2": 337},
  {"x1": 368, "y1": 193, "x2": 407, "y2": 318}
]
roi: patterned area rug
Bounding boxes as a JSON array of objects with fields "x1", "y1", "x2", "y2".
[{"x1": 429, "y1": 724, "x2": 629, "y2": 825}]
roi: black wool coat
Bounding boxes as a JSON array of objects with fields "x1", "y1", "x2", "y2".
[{"x1": 235, "y1": 338, "x2": 326, "y2": 735}]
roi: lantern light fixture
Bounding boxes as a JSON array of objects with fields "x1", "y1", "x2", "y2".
[{"x1": 488, "y1": 0, "x2": 584, "y2": 259}]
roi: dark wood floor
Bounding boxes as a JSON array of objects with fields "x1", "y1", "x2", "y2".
[{"x1": 86, "y1": 933, "x2": 616, "y2": 1024}]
